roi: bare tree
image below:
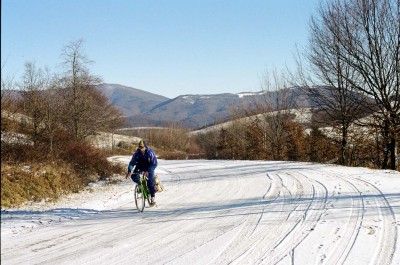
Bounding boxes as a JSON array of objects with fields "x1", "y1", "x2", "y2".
[
  {"x1": 341, "y1": 0, "x2": 398, "y2": 169},
  {"x1": 196, "y1": 71, "x2": 307, "y2": 162},
  {"x1": 196, "y1": 130, "x2": 219, "y2": 159},
  {"x1": 257, "y1": 69, "x2": 299, "y2": 160},
  {"x1": 59, "y1": 39, "x2": 100, "y2": 140},
  {"x1": 208, "y1": 69, "x2": 305, "y2": 161},
  {"x1": 227, "y1": 106, "x2": 247, "y2": 159},
  {"x1": 298, "y1": 0, "x2": 399, "y2": 169},
  {"x1": 42, "y1": 77, "x2": 65, "y2": 153},
  {"x1": 1, "y1": 66, "x2": 17, "y2": 132},
  {"x1": 18, "y1": 62, "x2": 50, "y2": 146},
  {"x1": 58, "y1": 39, "x2": 123, "y2": 141},
  {"x1": 294, "y1": 6, "x2": 369, "y2": 165}
]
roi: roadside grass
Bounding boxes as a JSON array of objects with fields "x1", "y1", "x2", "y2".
[
  {"x1": 156, "y1": 149, "x2": 188, "y2": 160},
  {"x1": 1, "y1": 142, "x2": 126, "y2": 208},
  {"x1": 1, "y1": 162, "x2": 84, "y2": 207}
]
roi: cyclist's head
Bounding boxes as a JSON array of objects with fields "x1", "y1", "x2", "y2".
[
  {"x1": 138, "y1": 140, "x2": 144, "y2": 147},
  {"x1": 138, "y1": 140, "x2": 147, "y2": 153}
]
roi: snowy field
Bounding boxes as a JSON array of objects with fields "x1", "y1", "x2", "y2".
[{"x1": 1, "y1": 158, "x2": 400, "y2": 265}]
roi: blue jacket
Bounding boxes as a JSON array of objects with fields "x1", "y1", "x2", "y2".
[{"x1": 127, "y1": 142, "x2": 157, "y2": 173}]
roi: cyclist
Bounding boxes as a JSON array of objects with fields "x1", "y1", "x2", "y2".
[{"x1": 125, "y1": 140, "x2": 158, "y2": 206}]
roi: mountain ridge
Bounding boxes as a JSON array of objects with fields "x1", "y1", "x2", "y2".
[
  {"x1": 96, "y1": 83, "x2": 315, "y2": 129},
  {"x1": 96, "y1": 83, "x2": 169, "y2": 117}
]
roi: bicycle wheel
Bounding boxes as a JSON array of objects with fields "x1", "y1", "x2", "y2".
[{"x1": 134, "y1": 184, "x2": 145, "y2": 212}]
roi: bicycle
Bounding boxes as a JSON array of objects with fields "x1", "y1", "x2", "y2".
[{"x1": 133, "y1": 171, "x2": 153, "y2": 212}]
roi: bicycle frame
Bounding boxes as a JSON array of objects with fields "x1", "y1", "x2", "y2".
[
  {"x1": 139, "y1": 174, "x2": 150, "y2": 200},
  {"x1": 134, "y1": 172, "x2": 151, "y2": 212}
]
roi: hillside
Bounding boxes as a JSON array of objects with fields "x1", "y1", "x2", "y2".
[
  {"x1": 96, "y1": 83, "x2": 169, "y2": 117},
  {"x1": 98, "y1": 84, "x2": 317, "y2": 129},
  {"x1": 142, "y1": 93, "x2": 247, "y2": 128},
  {"x1": 191, "y1": 108, "x2": 313, "y2": 135}
]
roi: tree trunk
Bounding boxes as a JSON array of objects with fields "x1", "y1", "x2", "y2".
[
  {"x1": 340, "y1": 126, "x2": 347, "y2": 166},
  {"x1": 389, "y1": 137, "x2": 397, "y2": 170}
]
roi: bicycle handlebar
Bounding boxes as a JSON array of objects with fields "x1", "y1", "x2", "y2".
[{"x1": 131, "y1": 171, "x2": 148, "y2": 180}]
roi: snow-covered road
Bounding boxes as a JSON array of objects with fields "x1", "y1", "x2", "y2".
[{"x1": 2, "y1": 158, "x2": 400, "y2": 265}]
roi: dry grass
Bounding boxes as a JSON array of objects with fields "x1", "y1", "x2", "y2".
[
  {"x1": 1, "y1": 162, "x2": 83, "y2": 207},
  {"x1": 1, "y1": 142, "x2": 126, "y2": 208},
  {"x1": 156, "y1": 149, "x2": 188, "y2": 160}
]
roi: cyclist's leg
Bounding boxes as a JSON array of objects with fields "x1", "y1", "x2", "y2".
[
  {"x1": 131, "y1": 169, "x2": 141, "y2": 184},
  {"x1": 147, "y1": 171, "x2": 156, "y2": 198}
]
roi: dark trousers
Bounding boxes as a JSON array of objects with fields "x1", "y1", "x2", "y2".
[{"x1": 131, "y1": 169, "x2": 155, "y2": 197}]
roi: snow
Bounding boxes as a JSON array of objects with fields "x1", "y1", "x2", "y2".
[
  {"x1": 1, "y1": 131, "x2": 34, "y2": 145},
  {"x1": 1, "y1": 158, "x2": 399, "y2": 265},
  {"x1": 181, "y1": 96, "x2": 196, "y2": 104},
  {"x1": 237, "y1": 91, "x2": 265, "y2": 98},
  {"x1": 87, "y1": 132, "x2": 142, "y2": 149}
]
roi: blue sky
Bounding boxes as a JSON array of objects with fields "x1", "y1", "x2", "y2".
[{"x1": 2, "y1": 0, "x2": 319, "y2": 98}]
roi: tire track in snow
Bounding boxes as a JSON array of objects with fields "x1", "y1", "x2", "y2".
[
  {"x1": 219, "y1": 171, "x2": 327, "y2": 264},
  {"x1": 351, "y1": 177, "x2": 397, "y2": 265},
  {"x1": 231, "y1": 172, "x2": 308, "y2": 264},
  {"x1": 141, "y1": 162, "x2": 255, "y2": 264},
  {"x1": 313, "y1": 168, "x2": 396, "y2": 265},
  {"x1": 254, "y1": 172, "x2": 328, "y2": 265},
  {"x1": 210, "y1": 173, "x2": 284, "y2": 264},
  {"x1": 308, "y1": 169, "x2": 365, "y2": 265}
]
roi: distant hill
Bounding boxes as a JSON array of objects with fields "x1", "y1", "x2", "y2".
[
  {"x1": 96, "y1": 84, "x2": 321, "y2": 129},
  {"x1": 96, "y1": 83, "x2": 169, "y2": 117},
  {"x1": 142, "y1": 94, "x2": 249, "y2": 128}
]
